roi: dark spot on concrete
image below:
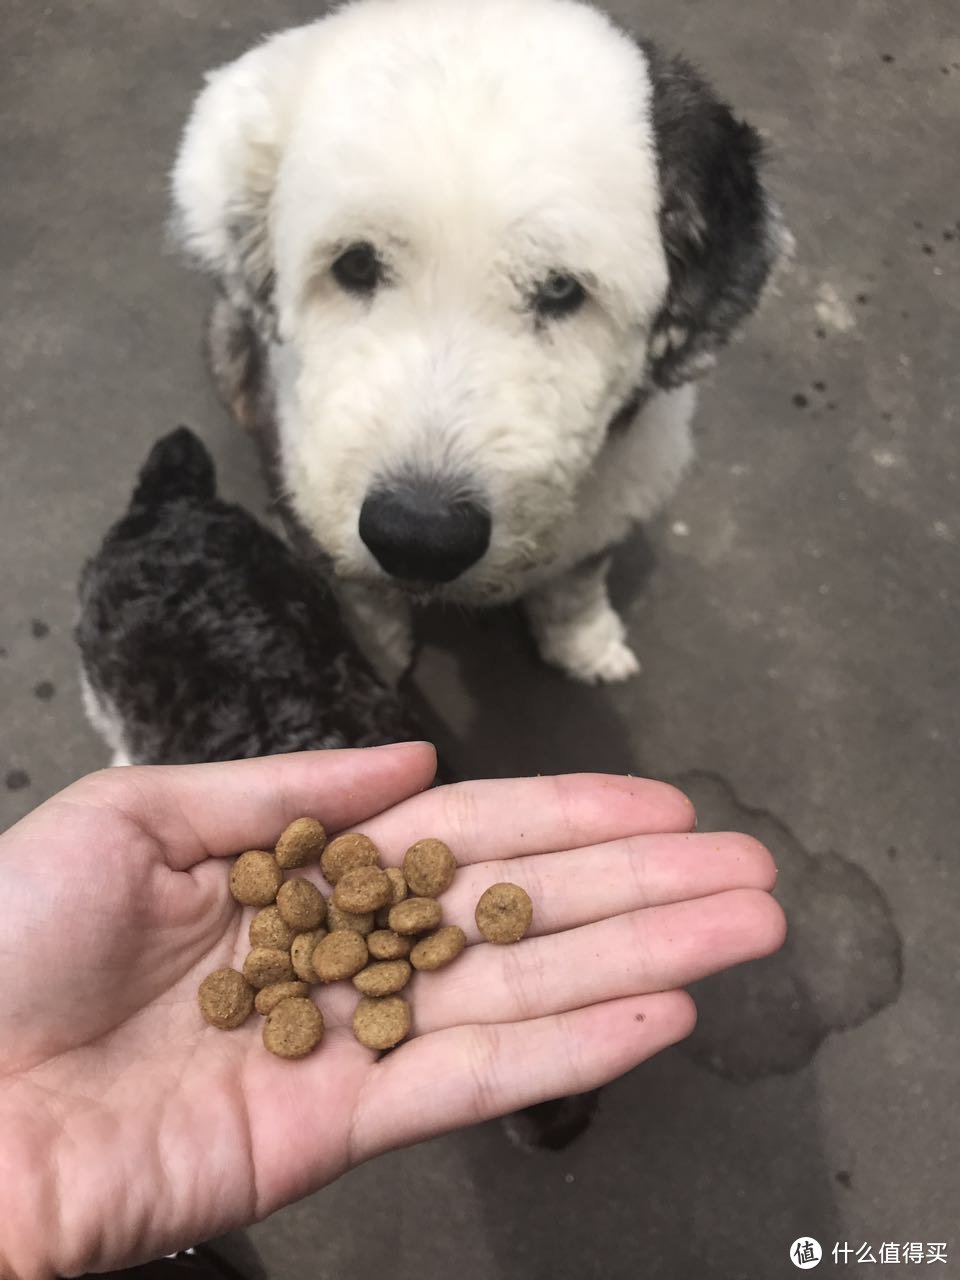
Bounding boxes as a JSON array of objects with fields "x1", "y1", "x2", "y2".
[
  {"x1": 900, "y1": 310, "x2": 910, "y2": 319},
  {"x1": 827, "y1": 401, "x2": 838, "y2": 411},
  {"x1": 792, "y1": 393, "x2": 809, "y2": 409},
  {"x1": 943, "y1": 229, "x2": 955, "y2": 241},
  {"x1": 33, "y1": 681, "x2": 55, "y2": 700},
  {"x1": 672, "y1": 772, "x2": 903, "y2": 1083},
  {"x1": 836, "y1": 1170, "x2": 853, "y2": 1189},
  {"x1": 0, "y1": 646, "x2": 7, "y2": 659},
  {"x1": 31, "y1": 619, "x2": 49, "y2": 638},
  {"x1": 5, "y1": 769, "x2": 30, "y2": 791},
  {"x1": 880, "y1": 53, "x2": 895, "y2": 63},
  {"x1": 942, "y1": 66, "x2": 951, "y2": 75},
  {"x1": 887, "y1": 845, "x2": 898, "y2": 860},
  {"x1": 812, "y1": 380, "x2": 826, "y2": 392},
  {"x1": 913, "y1": 219, "x2": 924, "y2": 229},
  {"x1": 634, "y1": 1012, "x2": 646, "y2": 1022},
  {"x1": 882, "y1": 411, "x2": 893, "y2": 421},
  {"x1": 855, "y1": 292, "x2": 869, "y2": 305},
  {"x1": 921, "y1": 243, "x2": 935, "y2": 255},
  {"x1": 815, "y1": 326, "x2": 827, "y2": 340}
]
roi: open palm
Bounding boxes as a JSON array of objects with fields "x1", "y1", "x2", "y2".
[{"x1": 0, "y1": 745, "x2": 784, "y2": 1277}]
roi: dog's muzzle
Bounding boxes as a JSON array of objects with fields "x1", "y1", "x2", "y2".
[{"x1": 359, "y1": 475, "x2": 491, "y2": 584}]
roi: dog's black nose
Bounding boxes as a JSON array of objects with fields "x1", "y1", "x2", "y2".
[{"x1": 359, "y1": 481, "x2": 491, "y2": 583}]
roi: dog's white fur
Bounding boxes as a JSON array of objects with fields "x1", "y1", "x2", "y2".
[{"x1": 172, "y1": 0, "x2": 743, "y2": 681}]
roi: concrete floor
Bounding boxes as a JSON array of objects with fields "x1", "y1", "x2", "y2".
[{"x1": 2, "y1": 1, "x2": 957, "y2": 1276}]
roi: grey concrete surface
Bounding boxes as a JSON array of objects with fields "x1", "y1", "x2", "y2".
[{"x1": 1, "y1": 1, "x2": 957, "y2": 1277}]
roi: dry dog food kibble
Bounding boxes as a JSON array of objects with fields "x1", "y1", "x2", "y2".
[
  {"x1": 290, "y1": 928, "x2": 327, "y2": 982},
  {"x1": 334, "y1": 865, "x2": 392, "y2": 913},
  {"x1": 475, "y1": 883, "x2": 532, "y2": 944},
  {"x1": 262, "y1": 997, "x2": 324, "y2": 1059},
  {"x1": 243, "y1": 946, "x2": 296, "y2": 989},
  {"x1": 249, "y1": 906, "x2": 298, "y2": 951},
  {"x1": 410, "y1": 925, "x2": 467, "y2": 971},
  {"x1": 367, "y1": 929, "x2": 412, "y2": 960},
  {"x1": 276, "y1": 877, "x2": 327, "y2": 930},
  {"x1": 353, "y1": 959, "x2": 412, "y2": 996},
  {"x1": 254, "y1": 980, "x2": 310, "y2": 1015},
  {"x1": 327, "y1": 902, "x2": 375, "y2": 935},
  {"x1": 402, "y1": 839, "x2": 457, "y2": 898},
  {"x1": 320, "y1": 832, "x2": 380, "y2": 884},
  {"x1": 274, "y1": 817, "x2": 327, "y2": 870},
  {"x1": 353, "y1": 995, "x2": 412, "y2": 1050},
  {"x1": 198, "y1": 967, "x2": 255, "y2": 1029},
  {"x1": 375, "y1": 868, "x2": 408, "y2": 927},
  {"x1": 198, "y1": 824, "x2": 517, "y2": 1062},
  {"x1": 229, "y1": 850, "x2": 283, "y2": 907},
  {"x1": 313, "y1": 929, "x2": 368, "y2": 982},
  {"x1": 389, "y1": 897, "x2": 442, "y2": 936}
]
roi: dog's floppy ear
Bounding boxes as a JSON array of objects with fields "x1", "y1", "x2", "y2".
[
  {"x1": 171, "y1": 28, "x2": 315, "y2": 340},
  {"x1": 641, "y1": 43, "x2": 788, "y2": 390}
]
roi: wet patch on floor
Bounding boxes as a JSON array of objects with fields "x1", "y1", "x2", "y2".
[{"x1": 673, "y1": 771, "x2": 903, "y2": 1082}]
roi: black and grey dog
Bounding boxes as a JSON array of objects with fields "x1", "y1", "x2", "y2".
[
  {"x1": 75, "y1": 426, "x2": 598, "y2": 1150},
  {"x1": 76, "y1": 428, "x2": 419, "y2": 766}
]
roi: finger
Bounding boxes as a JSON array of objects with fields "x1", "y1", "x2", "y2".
[
  {"x1": 70, "y1": 744, "x2": 438, "y2": 870},
  {"x1": 412, "y1": 889, "x2": 786, "y2": 1033},
  {"x1": 360, "y1": 773, "x2": 696, "y2": 864},
  {"x1": 441, "y1": 832, "x2": 777, "y2": 940},
  {"x1": 350, "y1": 990, "x2": 696, "y2": 1163}
]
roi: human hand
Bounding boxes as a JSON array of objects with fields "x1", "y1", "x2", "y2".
[{"x1": 0, "y1": 745, "x2": 784, "y2": 1277}]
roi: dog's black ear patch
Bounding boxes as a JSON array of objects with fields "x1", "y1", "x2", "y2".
[{"x1": 641, "y1": 42, "x2": 783, "y2": 389}]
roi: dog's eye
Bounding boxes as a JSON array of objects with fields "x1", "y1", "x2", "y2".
[
  {"x1": 533, "y1": 272, "x2": 587, "y2": 318},
  {"x1": 332, "y1": 243, "x2": 383, "y2": 295}
]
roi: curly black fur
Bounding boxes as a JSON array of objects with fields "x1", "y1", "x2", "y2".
[{"x1": 76, "y1": 428, "x2": 419, "y2": 765}]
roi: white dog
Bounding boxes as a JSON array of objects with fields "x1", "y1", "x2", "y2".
[{"x1": 172, "y1": 0, "x2": 785, "y2": 683}]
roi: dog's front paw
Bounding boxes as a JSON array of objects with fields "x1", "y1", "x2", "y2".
[
  {"x1": 535, "y1": 606, "x2": 641, "y2": 684},
  {"x1": 372, "y1": 612, "x2": 416, "y2": 684},
  {"x1": 337, "y1": 582, "x2": 414, "y2": 686}
]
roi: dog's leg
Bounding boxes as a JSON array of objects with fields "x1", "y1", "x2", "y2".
[
  {"x1": 205, "y1": 294, "x2": 263, "y2": 432},
  {"x1": 525, "y1": 554, "x2": 639, "y2": 684},
  {"x1": 336, "y1": 581, "x2": 415, "y2": 686},
  {"x1": 502, "y1": 1090, "x2": 602, "y2": 1152}
]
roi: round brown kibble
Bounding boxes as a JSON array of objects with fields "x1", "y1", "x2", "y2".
[
  {"x1": 410, "y1": 925, "x2": 467, "y2": 971},
  {"x1": 475, "y1": 883, "x2": 532, "y2": 944},
  {"x1": 353, "y1": 995, "x2": 411, "y2": 1050},
  {"x1": 403, "y1": 838, "x2": 457, "y2": 897},
  {"x1": 291, "y1": 929, "x2": 327, "y2": 982},
  {"x1": 274, "y1": 817, "x2": 327, "y2": 870},
  {"x1": 389, "y1": 897, "x2": 442, "y2": 936},
  {"x1": 229, "y1": 850, "x2": 283, "y2": 907},
  {"x1": 313, "y1": 929, "x2": 368, "y2": 982},
  {"x1": 254, "y1": 981, "x2": 310, "y2": 1015},
  {"x1": 249, "y1": 906, "x2": 297, "y2": 951},
  {"x1": 243, "y1": 946, "x2": 296, "y2": 989},
  {"x1": 320, "y1": 832, "x2": 380, "y2": 884},
  {"x1": 375, "y1": 868, "x2": 408, "y2": 927},
  {"x1": 276, "y1": 878, "x2": 327, "y2": 930},
  {"x1": 367, "y1": 929, "x2": 412, "y2": 960},
  {"x1": 327, "y1": 902, "x2": 375, "y2": 935},
  {"x1": 334, "y1": 865, "x2": 392, "y2": 913},
  {"x1": 353, "y1": 959, "x2": 412, "y2": 996},
  {"x1": 198, "y1": 967, "x2": 255, "y2": 1029},
  {"x1": 263, "y1": 997, "x2": 324, "y2": 1058}
]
